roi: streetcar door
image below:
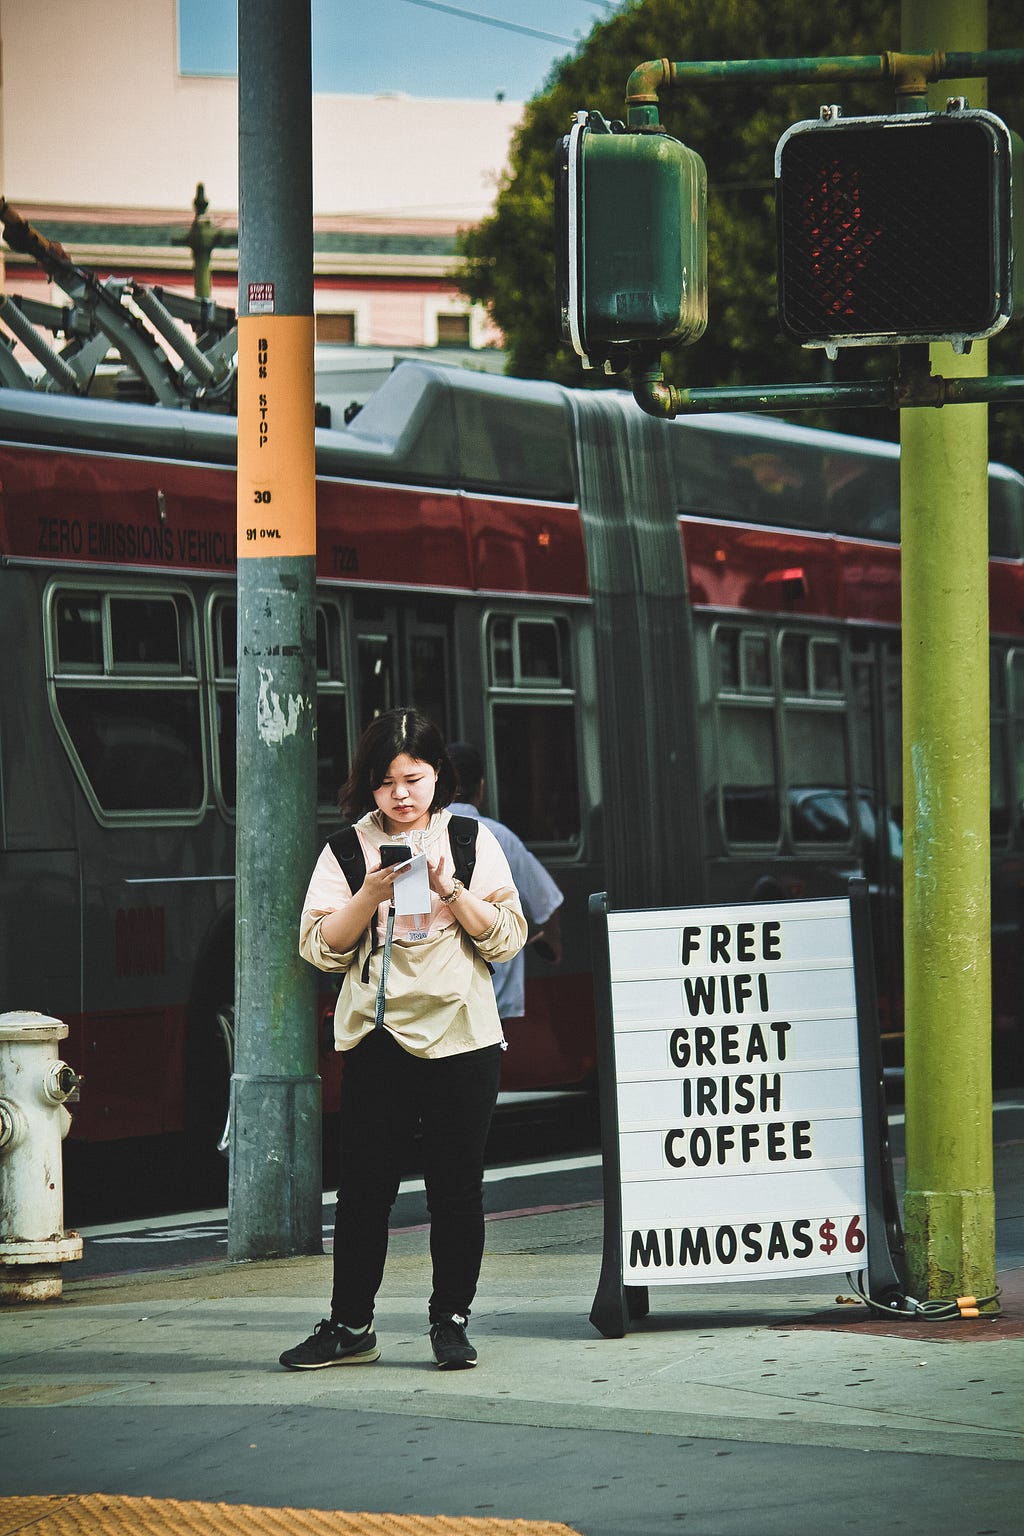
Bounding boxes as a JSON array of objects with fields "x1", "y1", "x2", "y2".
[
  {"x1": 850, "y1": 635, "x2": 904, "y2": 1070},
  {"x1": 353, "y1": 595, "x2": 453, "y2": 737}
]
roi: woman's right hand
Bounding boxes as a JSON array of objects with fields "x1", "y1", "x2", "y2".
[
  {"x1": 317, "y1": 858, "x2": 405, "y2": 953},
  {"x1": 364, "y1": 858, "x2": 409, "y2": 905}
]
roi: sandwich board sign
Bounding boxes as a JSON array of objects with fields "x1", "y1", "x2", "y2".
[{"x1": 588, "y1": 878, "x2": 904, "y2": 1337}]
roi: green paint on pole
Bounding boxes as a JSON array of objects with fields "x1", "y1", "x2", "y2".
[{"x1": 900, "y1": 0, "x2": 996, "y2": 1301}]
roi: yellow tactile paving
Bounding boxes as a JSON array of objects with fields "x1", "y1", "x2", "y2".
[{"x1": 0, "y1": 1497, "x2": 583, "y2": 1536}]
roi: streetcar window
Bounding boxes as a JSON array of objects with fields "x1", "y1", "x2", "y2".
[
  {"x1": 408, "y1": 630, "x2": 449, "y2": 738},
  {"x1": 110, "y1": 597, "x2": 183, "y2": 671},
  {"x1": 989, "y1": 472, "x2": 1024, "y2": 560},
  {"x1": 1011, "y1": 649, "x2": 1024, "y2": 714},
  {"x1": 58, "y1": 689, "x2": 203, "y2": 811},
  {"x1": 716, "y1": 629, "x2": 773, "y2": 694},
  {"x1": 784, "y1": 625, "x2": 851, "y2": 843},
  {"x1": 783, "y1": 634, "x2": 843, "y2": 698},
  {"x1": 1003, "y1": 648, "x2": 1024, "y2": 843},
  {"x1": 215, "y1": 690, "x2": 236, "y2": 810},
  {"x1": 486, "y1": 612, "x2": 579, "y2": 846},
  {"x1": 781, "y1": 633, "x2": 810, "y2": 695},
  {"x1": 517, "y1": 619, "x2": 562, "y2": 686},
  {"x1": 812, "y1": 638, "x2": 843, "y2": 696},
  {"x1": 215, "y1": 601, "x2": 237, "y2": 675},
  {"x1": 712, "y1": 625, "x2": 780, "y2": 845},
  {"x1": 317, "y1": 696, "x2": 349, "y2": 806},
  {"x1": 358, "y1": 633, "x2": 395, "y2": 724},
  {"x1": 785, "y1": 713, "x2": 850, "y2": 844},
  {"x1": 492, "y1": 702, "x2": 580, "y2": 843},
  {"x1": 741, "y1": 632, "x2": 772, "y2": 692},
  {"x1": 56, "y1": 592, "x2": 103, "y2": 669},
  {"x1": 710, "y1": 622, "x2": 857, "y2": 850},
  {"x1": 991, "y1": 648, "x2": 1007, "y2": 712},
  {"x1": 715, "y1": 628, "x2": 740, "y2": 691},
  {"x1": 1012, "y1": 650, "x2": 1024, "y2": 837},
  {"x1": 211, "y1": 598, "x2": 237, "y2": 812},
  {"x1": 992, "y1": 721, "x2": 1011, "y2": 843},
  {"x1": 316, "y1": 607, "x2": 330, "y2": 675},
  {"x1": 488, "y1": 616, "x2": 564, "y2": 690},
  {"x1": 718, "y1": 708, "x2": 780, "y2": 844},
  {"x1": 48, "y1": 584, "x2": 204, "y2": 820},
  {"x1": 316, "y1": 603, "x2": 349, "y2": 806},
  {"x1": 490, "y1": 617, "x2": 514, "y2": 685}
]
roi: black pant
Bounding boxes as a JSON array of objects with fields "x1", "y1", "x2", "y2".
[{"x1": 330, "y1": 1029, "x2": 501, "y2": 1326}]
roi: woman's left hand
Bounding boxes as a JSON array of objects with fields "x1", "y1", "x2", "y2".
[{"x1": 426, "y1": 852, "x2": 450, "y2": 897}]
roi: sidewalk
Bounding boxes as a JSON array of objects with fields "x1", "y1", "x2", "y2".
[{"x1": 1, "y1": 1143, "x2": 1022, "y2": 1536}]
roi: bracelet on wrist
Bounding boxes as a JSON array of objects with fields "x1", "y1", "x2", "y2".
[{"x1": 441, "y1": 878, "x2": 464, "y2": 905}]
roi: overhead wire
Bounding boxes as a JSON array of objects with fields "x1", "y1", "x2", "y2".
[{"x1": 396, "y1": 0, "x2": 575, "y2": 46}]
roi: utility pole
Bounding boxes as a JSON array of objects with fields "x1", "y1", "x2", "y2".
[
  {"x1": 899, "y1": 0, "x2": 996, "y2": 1300},
  {"x1": 229, "y1": 0, "x2": 322, "y2": 1260}
]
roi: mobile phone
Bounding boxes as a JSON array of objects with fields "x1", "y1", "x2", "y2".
[{"x1": 380, "y1": 845, "x2": 412, "y2": 867}]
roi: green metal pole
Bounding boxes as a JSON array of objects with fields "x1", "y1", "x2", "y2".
[
  {"x1": 229, "y1": 0, "x2": 321, "y2": 1260},
  {"x1": 899, "y1": 0, "x2": 995, "y2": 1300}
]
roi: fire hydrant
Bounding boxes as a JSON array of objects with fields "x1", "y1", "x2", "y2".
[{"x1": 0, "y1": 1012, "x2": 83, "y2": 1303}]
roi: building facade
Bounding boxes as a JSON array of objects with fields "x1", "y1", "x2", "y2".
[{"x1": 0, "y1": 0, "x2": 520, "y2": 356}]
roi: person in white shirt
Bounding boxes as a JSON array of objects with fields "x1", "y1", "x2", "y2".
[{"x1": 447, "y1": 740, "x2": 563, "y2": 1021}]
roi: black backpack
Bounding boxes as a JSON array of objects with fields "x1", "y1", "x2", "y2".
[
  {"x1": 327, "y1": 813, "x2": 479, "y2": 894},
  {"x1": 327, "y1": 814, "x2": 481, "y2": 984}
]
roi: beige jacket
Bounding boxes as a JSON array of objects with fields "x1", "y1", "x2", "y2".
[{"x1": 299, "y1": 808, "x2": 526, "y2": 1058}]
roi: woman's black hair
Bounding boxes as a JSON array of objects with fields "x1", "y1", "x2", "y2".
[{"x1": 338, "y1": 707, "x2": 456, "y2": 820}]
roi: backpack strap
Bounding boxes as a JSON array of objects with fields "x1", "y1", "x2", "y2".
[
  {"x1": 326, "y1": 816, "x2": 482, "y2": 991},
  {"x1": 327, "y1": 824, "x2": 367, "y2": 893},
  {"x1": 327, "y1": 825, "x2": 376, "y2": 982},
  {"x1": 447, "y1": 813, "x2": 492, "y2": 974},
  {"x1": 448, "y1": 812, "x2": 479, "y2": 889}
]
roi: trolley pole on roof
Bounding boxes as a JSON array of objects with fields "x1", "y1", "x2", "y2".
[
  {"x1": 229, "y1": 0, "x2": 322, "y2": 1260},
  {"x1": 899, "y1": 0, "x2": 995, "y2": 1301}
]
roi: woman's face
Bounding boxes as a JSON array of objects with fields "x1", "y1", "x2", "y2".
[{"x1": 373, "y1": 753, "x2": 438, "y2": 834}]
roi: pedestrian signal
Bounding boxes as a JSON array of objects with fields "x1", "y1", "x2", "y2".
[
  {"x1": 556, "y1": 110, "x2": 707, "y2": 370},
  {"x1": 776, "y1": 106, "x2": 1017, "y2": 352}
]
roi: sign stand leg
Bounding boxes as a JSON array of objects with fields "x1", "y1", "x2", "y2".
[
  {"x1": 849, "y1": 877, "x2": 908, "y2": 1305},
  {"x1": 589, "y1": 893, "x2": 634, "y2": 1338},
  {"x1": 627, "y1": 1285, "x2": 649, "y2": 1319}
]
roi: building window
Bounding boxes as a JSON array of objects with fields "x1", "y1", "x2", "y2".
[
  {"x1": 435, "y1": 312, "x2": 471, "y2": 348},
  {"x1": 316, "y1": 312, "x2": 356, "y2": 345}
]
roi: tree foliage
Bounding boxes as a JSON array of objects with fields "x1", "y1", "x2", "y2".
[{"x1": 457, "y1": 0, "x2": 1024, "y2": 468}]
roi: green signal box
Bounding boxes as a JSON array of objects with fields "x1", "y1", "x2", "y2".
[
  {"x1": 776, "y1": 105, "x2": 1018, "y2": 353},
  {"x1": 556, "y1": 110, "x2": 708, "y2": 370}
]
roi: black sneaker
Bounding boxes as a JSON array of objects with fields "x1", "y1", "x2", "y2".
[
  {"x1": 429, "y1": 1314, "x2": 478, "y2": 1370},
  {"x1": 279, "y1": 1319, "x2": 380, "y2": 1370}
]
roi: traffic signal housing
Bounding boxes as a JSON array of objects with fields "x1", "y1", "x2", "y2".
[
  {"x1": 556, "y1": 110, "x2": 707, "y2": 370},
  {"x1": 776, "y1": 107, "x2": 1017, "y2": 351}
]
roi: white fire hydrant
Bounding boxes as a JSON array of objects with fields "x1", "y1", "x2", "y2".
[{"x1": 0, "y1": 1011, "x2": 83, "y2": 1303}]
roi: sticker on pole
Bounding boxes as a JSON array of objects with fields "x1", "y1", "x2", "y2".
[{"x1": 248, "y1": 282, "x2": 276, "y2": 315}]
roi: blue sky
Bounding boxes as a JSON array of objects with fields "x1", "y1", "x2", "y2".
[{"x1": 179, "y1": 0, "x2": 626, "y2": 102}]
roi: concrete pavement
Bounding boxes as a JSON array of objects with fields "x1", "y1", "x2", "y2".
[{"x1": 0, "y1": 1141, "x2": 1021, "y2": 1536}]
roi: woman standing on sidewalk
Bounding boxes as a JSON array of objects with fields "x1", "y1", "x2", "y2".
[{"x1": 280, "y1": 708, "x2": 526, "y2": 1372}]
